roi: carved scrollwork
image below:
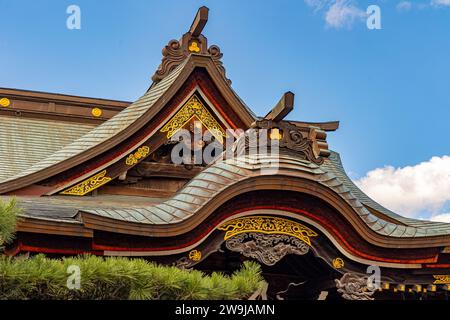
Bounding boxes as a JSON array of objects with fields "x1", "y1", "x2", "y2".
[
  {"x1": 433, "y1": 275, "x2": 450, "y2": 284},
  {"x1": 151, "y1": 38, "x2": 231, "y2": 86},
  {"x1": 253, "y1": 120, "x2": 325, "y2": 165},
  {"x1": 150, "y1": 7, "x2": 232, "y2": 85},
  {"x1": 152, "y1": 40, "x2": 188, "y2": 83},
  {"x1": 60, "y1": 170, "x2": 112, "y2": 196},
  {"x1": 335, "y1": 273, "x2": 376, "y2": 300},
  {"x1": 160, "y1": 94, "x2": 226, "y2": 143},
  {"x1": 174, "y1": 257, "x2": 193, "y2": 270},
  {"x1": 225, "y1": 233, "x2": 311, "y2": 266},
  {"x1": 208, "y1": 45, "x2": 231, "y2": 85},
  {"x1": 218, "y1": 216, "x2": 318, "y2": 246},
  {"x1": 125, "y1": 146, "x2": 150, "y2": 166}
]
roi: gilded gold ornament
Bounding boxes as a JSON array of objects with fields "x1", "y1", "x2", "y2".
[
  {"x1": 188, "y1": 41, "x2": 201, "y2": 53},
  {"x1": 332, "y1": 258, "x2": 345, "y2": 269},
  {"x1": 125, "y1": 146, "x2": 150, "y2": 166},
  {"x1": 218, "y1": 216, "x2": 318, "y2": 246},
  {"x1": 269, "y1": 128, "x2": 283, "y2": 140},
  {"x1": 433, "y1": 275, "x2": 450, "y2": 284},
  {"x1": 91, "y1": 107, "x2": 103, "y2": 117},
  {"x1": 188, "y1": 249, "x2": 202, "y2": 261},
  {"x1": 160, "y1": 94, "x2": 226, "y2": 143},
  {"x1": 0, "y1": 98, "x2": 11, "y2": 107},
  {"x1": 60, "y1": 170, "x2": 112, "y2": 196}
]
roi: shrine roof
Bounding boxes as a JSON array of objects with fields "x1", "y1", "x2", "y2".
[
  {"x1": 77, "y1": 151, "x2": 450, "y2": 239},
  {"x1": 0, "y1": 59, "x2": 187, "y2": 188},
  {"x1": 12, "y1": 149, "x2": 450, "y2": 241}
]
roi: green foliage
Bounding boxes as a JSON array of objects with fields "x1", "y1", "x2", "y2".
[
  {"x1": 0, "y1": 254, "x2": 264, "y2": 300},
  {"x1": 0, "y1": 198, "x2": 20, "y2": 249}
]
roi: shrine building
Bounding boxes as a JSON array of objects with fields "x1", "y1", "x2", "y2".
[{"x1": 1, "y1": 7, "x2": 449, "y2": 300}]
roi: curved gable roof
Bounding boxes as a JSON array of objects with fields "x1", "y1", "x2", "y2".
[
  {"x1": 0, "y1": 55, "x2": 256, "y2": 194},
  {"x1": 79, "y1": 150, "x2": 450, "y2": 243}
]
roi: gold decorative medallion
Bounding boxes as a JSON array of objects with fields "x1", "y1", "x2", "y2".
[
  {"x1": 188, "y1": 249, "x2": 202, "y2": 261},
  {"x1": 0, "y1": 98, "x2": 11, "y2": 107},
  {"x1": 125, "y1": 146, "x2": 150, "y2": 166},
  {"x1": 218, "y1": 216, "x2": 318, "y2": 246},
  {"x1": 160, "y1": 94, "x2": 226, "y2": 144},
  {"x1": 433, "y1": 275, "x2": 450, "y2": 284},
  {"x1": 332, "y1": 258, "x2": 345, "y2": 269},
  {"x1": 91, "y1": 107, "x2": 103, "y2": 117},
  {"x1": 60, "y1": 170, "x2": 112, "y2": 196},
  {"x1": 269, "y1": 128, "x2": 283, "y2": 140},
  {"x1": 188, "y1": 41, "x2": 201, "y2": 53}
]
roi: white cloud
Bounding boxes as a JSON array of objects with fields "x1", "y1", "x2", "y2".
[
  {"x1": 431, "y1": 0, "x2": 450, "y2": 6},
  {"x1": 304, "y1": 0, "x2": 366, "y2": 29},
  {"x1": 304, "y1": 0, "x2": 330, "y2": 11},
  {"x1": 354, "y1": 156, "x2": 450, "y2": 218},
  {"x1": 397, "y1": 1, "x2": 413, "y2": 11},
  {"x1": 325, "y1": 0, "x2": 366, "y2": 28},
  {"x1": 431, "y1": 213, "x2": 450, "y2": 223}
]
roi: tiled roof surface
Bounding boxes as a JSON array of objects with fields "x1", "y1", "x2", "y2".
[
  {"x1": 1, "y1": 195, "x2": 165, "y2": 223},
  {"x1": 0, "y1": 117, "x2": 95, "y2": 183}
]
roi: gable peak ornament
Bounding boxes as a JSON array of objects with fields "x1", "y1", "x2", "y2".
[{"x1": 151, "y1": 7, "x2": 230, "y2": 84}]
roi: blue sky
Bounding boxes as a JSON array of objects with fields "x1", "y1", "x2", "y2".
[{"x1": 0, "y1": 0, "x2": 449, "y2": 220}]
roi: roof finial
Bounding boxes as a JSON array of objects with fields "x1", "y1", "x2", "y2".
[
  {"x1": 151, "y1": 6, "x2": 230, "y2": 85},
  {"x1": 264, "y1": 91, "x2": 295, "y2": 122},
  {"x1": 189, "y1": 6, "x2": 209, "y2": 37}
]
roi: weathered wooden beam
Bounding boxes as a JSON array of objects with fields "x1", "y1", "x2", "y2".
[
  {"x1": 189, "y1": 6, "x2": 209, "y2": 37},
  {"x1": 264, "y1": 91, "x2": 294, "y2": 122}
]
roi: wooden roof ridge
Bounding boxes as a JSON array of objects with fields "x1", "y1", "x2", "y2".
[
  {"x1": 0, "y1": 87, "x2": 131, "y2": 126},
  {"x1": 0, "y1": 87, "x2": 131, "y2": 106}
]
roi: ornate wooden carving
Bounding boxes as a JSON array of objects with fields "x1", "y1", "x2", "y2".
[
  {"x1": 151, "y1": 40, "x2": 188, "y2": 83},
  {"x1": 433, "y1": 275, "x2": 450, "y2": 284},
  {"x1": 125, "y1": 146, "x2": 150, "y2": 166},
  {"x1": 60, "y1": 170, "x2": 112, "y2": 196},
  {"x1": 251, "y1": 119, "x2": 328, "y2": 164},
  {"x1": 218, "y1": 216, "x2": 318, "y2": 246},
  {"x1": 151, "y1": 7, "x2": 230, "y2": 85},
  {"x1": 225, "y1": 233, "x2": 311, "y2": 266},
  {"x1": 208, "y1": 45, "x2": 231, "y2": 85},
  {"x1": 174, "y1": 249, "x2": 203, "y2": 269},
  {"x1": 335, "y1": 273, "x2": 376, "y2": 300},
  {"x1": 160, "y1": 94, "x2": 226, "y2": 143}
]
